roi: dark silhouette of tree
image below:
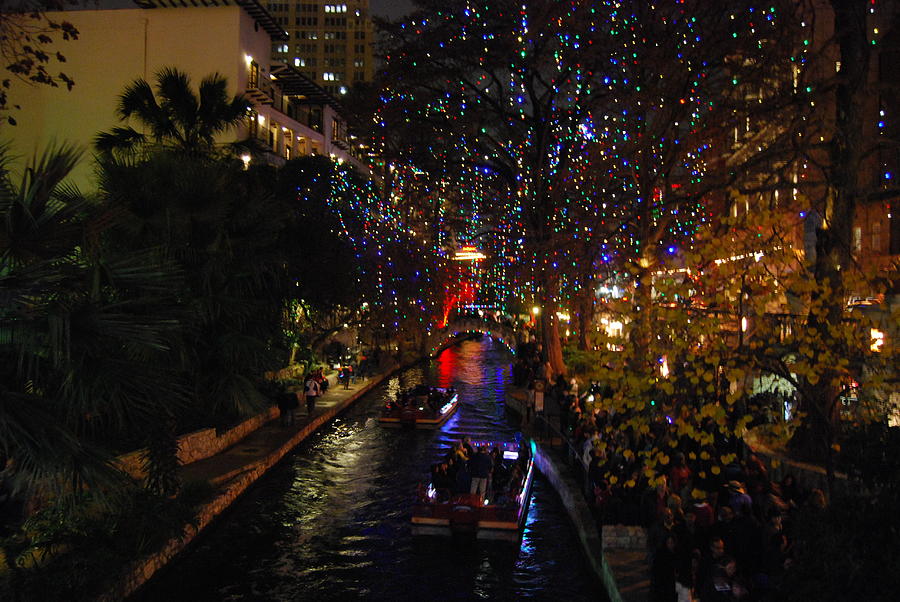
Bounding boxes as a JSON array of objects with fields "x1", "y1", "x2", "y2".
[
  {"x1": 94, "y1": 67, "x2": 249, "y2": 156},
  {"x1": 0, "y1": 0, "x2": 79, "y2": 125}
]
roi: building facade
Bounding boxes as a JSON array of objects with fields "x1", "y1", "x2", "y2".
[
  {"x1": 3, "y1": 1, "x2": 370, "y2": 191},
  {"x1": 266, "y1": 0, "x2": 375, "y2": 96}
]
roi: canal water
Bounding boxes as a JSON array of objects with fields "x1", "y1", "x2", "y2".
[{"x1": 134, "y1": 338, "x2": 602, "y2": 601}]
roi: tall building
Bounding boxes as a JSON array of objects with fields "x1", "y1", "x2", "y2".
[{"x1": 267, "y1": 1, "x2": 375, "y2": 96}]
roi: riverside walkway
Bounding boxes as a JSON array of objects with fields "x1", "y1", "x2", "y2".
[
  {"x1": 178, "y1": 373, "x2": 380, "y2": 487},
  {"x1": 109, "y1": 370, "x2": 390, "y2": 601}
]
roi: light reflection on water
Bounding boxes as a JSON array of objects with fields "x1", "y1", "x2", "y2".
[{"x1": 134, "y1": 338, "x2": 603, "y2": 602}]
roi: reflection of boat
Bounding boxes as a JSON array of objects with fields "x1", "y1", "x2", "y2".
[
  {"x1": 411, "y1": 440, "x2": 535, "y2": 541},
  {"x1": 378, "y1": 386, "x2": 459, "y2": 429}
]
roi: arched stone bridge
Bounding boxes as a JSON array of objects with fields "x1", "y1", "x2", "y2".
[{"x1": 427, "y1": 317, "x2": 518, "y2": 356}]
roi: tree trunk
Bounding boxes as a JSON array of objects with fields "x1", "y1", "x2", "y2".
[
  {"x1": 576, "y1": 285, "x2": 593, "y2": 351},
  {"x1": 539, "y1": 296, "x2": 567, "y2": 377},
  {"x1": 629, "y1": 262, "x2": 655, "y2": 369},
  {"x1": 789, "y1": 0, "x2": 868, "y2": 483}
]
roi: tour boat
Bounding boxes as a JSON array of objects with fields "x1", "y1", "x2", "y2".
[
  {"x1": 378, "y1": 386, "x2": 459, "y2": 429},
  {"x1": 411, "y1": 440, "x2": 535, "y2": 541}
]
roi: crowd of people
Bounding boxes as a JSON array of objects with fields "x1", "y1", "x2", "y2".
[
  {"x1": 640, "y1": 460, "x2": 824, "y2": 602},
  {"x1": 528, "y1": 374, "x2": 824, "y2": 602},
  {"x1": 425, "y1": 437, "x2": 528, "y2": 507},
  {"x1": 276, "y1": 367, "x2": 331, "y2": 426}
]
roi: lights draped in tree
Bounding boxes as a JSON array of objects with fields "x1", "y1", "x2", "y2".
[{"x1": 366, "y1": 0, "x2": 799, "y2": 362}]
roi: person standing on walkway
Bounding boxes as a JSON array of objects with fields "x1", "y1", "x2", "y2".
[
  {"x1": 304, "y1": 373, "x2": 320, "y2": 415},
  {"x1": 278, "y1": 388, "x2": 299, "y2": 427}
]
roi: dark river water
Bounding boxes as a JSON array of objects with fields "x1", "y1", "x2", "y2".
[{"x1": 134, "y1": 338, "x2": 602, "y2": 601}]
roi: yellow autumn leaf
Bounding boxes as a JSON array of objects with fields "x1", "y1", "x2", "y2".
[
  {"x1": 700, "y1": 451, "x2": 710, "y2": 460},
  {"x1": 609, "y1": 475, "x2": 618, "y2": 485},
  {"x1": 711, "y1": 465, "x2": 721, "y2": 475},
  {"x1": 625, "y1": 479, "x2": 636, "y2": 488},
  {"x1": 832, "y1": 443, "x2": 841, "y2": 453},
  {"x1": 688, "y1": 452, "x2": 697, "y2": 460}
]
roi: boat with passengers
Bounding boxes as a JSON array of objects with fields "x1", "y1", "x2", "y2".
[
  {"x1": 411, "y1": 439, "x2": 535, "y2": 541},
  {"x1": 378, "y1": 385, "x2": 459, "y2": 428}
]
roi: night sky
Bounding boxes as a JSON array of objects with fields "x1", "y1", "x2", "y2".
[{"x1": 370, "y1": 0, "x2": 415, "y2": 21}]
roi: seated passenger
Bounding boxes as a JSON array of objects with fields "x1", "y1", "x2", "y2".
[{"x1": 432, "y1": 462, "x2": 454, "y2": 499}]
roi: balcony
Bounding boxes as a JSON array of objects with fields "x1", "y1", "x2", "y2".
[{"x1": 246, "y1": 78, "x2": 274, "y2": 106}]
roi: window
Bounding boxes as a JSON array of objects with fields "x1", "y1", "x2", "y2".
[
  {"x1": 853, "y1": 226, "x2": 862, "y2": 255},
  {"x1": 248, "y1": 61, "x2": 260, "y2": 89},
  {"x1": 353, "y1": 59, "x2": 364, "y2": 68},
  {"x1": 324, "y1": 3, "x2": 347, "y2": 12},
  {"x1": 871, "y1": 221, "x2": 882, "y2": 251}
]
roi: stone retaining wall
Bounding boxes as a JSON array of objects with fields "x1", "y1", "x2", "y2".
[
  {"x1": 115, "y1": 407, "x2": 280, "y2": 480},
  {"x1": 100, "y1": 372, "x2": 387, "y2": 602},
  {"x1": 532, "y1": 443, "x2": 624, "y2": 602}
]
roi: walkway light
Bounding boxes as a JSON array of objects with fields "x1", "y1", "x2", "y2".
[{"x1": 871, "y1": 328, "x2": 884, "y2": 352}]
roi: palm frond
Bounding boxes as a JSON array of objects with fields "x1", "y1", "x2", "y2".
[
  {"x1": 94, "y1": 127, "x2": 147, "y2": 154},
  {"x1": 156, "y1": 67, "x2": 199, "y2": 147},
  {"x1": 0, "y1": 389, "x2": 128, "y2": 495}
]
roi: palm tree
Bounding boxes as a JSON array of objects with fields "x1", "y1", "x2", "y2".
[
  {"x1": 94, "y1": 67, "x2": 249, "y2": 156},
  {"x1": 0, "y1": 144, "x2": 187, "y2": 497},
  {"x1": 96, "y1": 149, "x2": 291, "y2": 421}
]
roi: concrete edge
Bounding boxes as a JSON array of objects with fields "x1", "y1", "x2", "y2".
[
  {"x1": 531, "y1": 443, "x2": 625, "y2": 602},
  {"x1": 101, "y1": 372, "x2": 392, "y2": 602}
]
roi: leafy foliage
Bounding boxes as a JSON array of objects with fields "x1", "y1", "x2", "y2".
[
  {"x1": 0, "y1": 1, "x2": 79, "y2": 125},
  {"x1": 0, "y1": 486, "x2": 201, "y2": 601}
]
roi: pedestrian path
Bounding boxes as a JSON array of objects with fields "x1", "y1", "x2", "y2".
[
  {"x1": 103, "y1": 371, "x2": 393, "y2": 601},
  {"x1": 179, "y1": 374, "x2": 382, "y2": 487}
]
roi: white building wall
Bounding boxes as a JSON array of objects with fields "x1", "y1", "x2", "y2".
[{"x1": 2, "y1": 6, "x2": 368, "y2": 190}]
